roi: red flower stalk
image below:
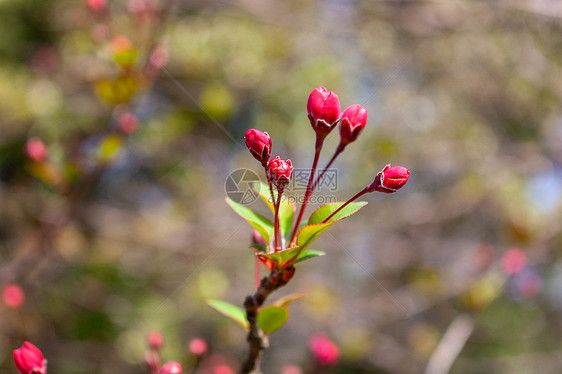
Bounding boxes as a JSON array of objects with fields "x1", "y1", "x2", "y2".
[
  {"x1": 159, "y1": 361, "x2": 182, "y2": 374},
  {"x1": 13, "y1": 342, "x2": 46, "y2": 374},
  {"x1": 366, "y1": 164, "x2": 410, "y2": 193},
  {"x1": 339, "y1": 104, "x2": 368, "y2": 148},
  {"x1": 307, "y1": 87, "x2": 341, "y2": 139},
  {"x1": 245, "y1": 129, "x2": 272, "y2": 166},
  {"x1": 322, "y1": 165, "x2": 410, "y2": 224}
]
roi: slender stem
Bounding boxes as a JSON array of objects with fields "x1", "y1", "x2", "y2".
[
  {"x1": 310, "y1": 144, "x2": 344, "y2": 193},
  {"x1": 322, "y1": 189, "x2": 368, "y2": 223},
  {"x1": 240, "y1": 268, "x2": 294, "y2": 374},
  {"x1": 289, "y1": 137, "x2": 324, "y2": 246},
  {"x1": 283, "y1": 187, "x2": 366, "y2": 268},
  {"x1": 264, "y1": 164, "x2": 276, "y2": 250},
  {"x1": 254, "y1": 257, "x2": 261, "y2": 290},
  {"x1": 273, "y1": 187, "x2": 283, "y2": 251}
]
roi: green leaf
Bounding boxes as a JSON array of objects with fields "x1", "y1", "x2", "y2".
[
  {"x1": 252, "y1": 182, "x2": 295, "y2": 239},
  {"x1": 308, "y1": 201, "x2": 368, "y2": 225},
  {"x1": 226, "y1": 197, "x2": 273, "y2": 245},
  {"x1": 294, "y1": 202, "x2": 368, "y2": 253},
  {"x1": 253, "y1": 181, "x2": 275, "y2": 212},
  {"x1": 296, "y1": 222, "x2": 334, "y2": 251},
  {"x1": 295, "y1": 249, "x2": 325, "y2": 264},
  {"x1": 272, "y1": 292, "x2": 306, "y2": 307},
  {"x1": 261, "y1": 246, "x2": 301, "y2": 265},
  {"x1": 207, "y1": 299, "x2": 248, "y2": 330},
  {"x1": 257, "y1": 306, "x2": 289, "y2": 335},
  {"x1": 250, "y1": 244, "x2": 267, "y2": 252}
]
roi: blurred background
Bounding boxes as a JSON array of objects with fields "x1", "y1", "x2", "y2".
[{"x1": 1, "y1": 0, "x2": 562, "y2": 373}]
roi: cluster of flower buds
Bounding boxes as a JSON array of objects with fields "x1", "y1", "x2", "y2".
[
  {"x1": 244, "y1": 86, "x2": 410, "y2": 252},
  {"x1": 307, "y1": 87, "x2": 369, "y2": 150},
  {"x1": 14, "y1": 342, "x2": 47, "y2": 374},
  {"x1": 244, "y1": 129, "x2": 293, "y2": 191}
]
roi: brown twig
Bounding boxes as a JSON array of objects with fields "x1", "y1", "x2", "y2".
[{"x1": 239, "y1": 267, "x2": 294, "y2": 374}]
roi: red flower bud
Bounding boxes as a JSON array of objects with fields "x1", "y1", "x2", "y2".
[
  {"x1": 188, "y1": 338, "x2": 208, "y2": 356},
  {"x1": 2, "y1": 284, "x2": 25, "y2": 309},
  {"x1": 147, "y1": 330, "x2": 165, "y2": 350},
  {"x1": 309, "y1": 334, "x2": 339, "y2": 366},
  {"x1": 267, "y1": 157, "x2": 293, "y2": 189},
  {"x1": 26, "y1": 138, "x2": 48, "y2": 162},
  {"x1": 251, "y1": 229, "x2": 266, "y2": 247},
  {"x1": 339, "y1": 104, "x2": 368, "y2": 147},
  {"x1": 86, "y1": 0, "x2": 106, "y2": 12},
  {"x1": 307, "y1": 87, "x2": 341, "y2": 137},
  {"x1": 367, "y1": 164, "x2": 410, "y2": 193},
  {"x1": 13, "y1": 342, "x2": 46, "y2": 374},
  {"x1": 245, "y1": 129, "x2": 272, "y2": 165},
  {"x1": 159, "y1": 361, "x2": 182, "y2": 374},
  {"x1": 119, "y1": 112, "x2": 139, "y2": 134}
]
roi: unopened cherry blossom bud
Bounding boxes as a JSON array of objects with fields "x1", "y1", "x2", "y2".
[
  {"x1": 339, "y1": 104, "x2": 368, "y2": 147},
  {"x1": 159, "y1": 361, "x2": 182, "y2": 374},
  {"x1": 86, "y1": 0, "x2": 106, "y2": 12},
  {"x1": 213, "y1": 365, "x2": 233, "y2": 374},
  {"x1": 501, "y1": 248, "x2": 526, "y2": 275},
  {"x1": 119, "y1": 112, "x2": 139, "y2": 134},
  {"x1": 251, "y1": 229, "x2": 266, "y2": 247},
  {"x1": 26, "y1": 138, "x2": 48, "y2": 162},
  {"x1": 309, "y1": 334, "x2": 339, "y2": 366},
  {"x1": 267, "y1": 157, "x2": 293, "y2": 189},
  {"x1": 14, "y1": 342, "x2": 47, "y2": 374},
  {"x1": 2, "y1": 284, "x2": 25, "y2": 309},
  {"x1": 245, "y1": 129, "x2": 272, "y2": 166},
  {"x1": 307, "y1": 87, "x2": 341, "y2": 138},
  {"x1": 188, "y1": 338, "x2": 208, "y2": 356},
  {"x1": 147, "y1": 331, "x2": 165, "y2": 350},
  {"x1": 367, "y1": 165, "x2": 410, "y2": 193}
]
